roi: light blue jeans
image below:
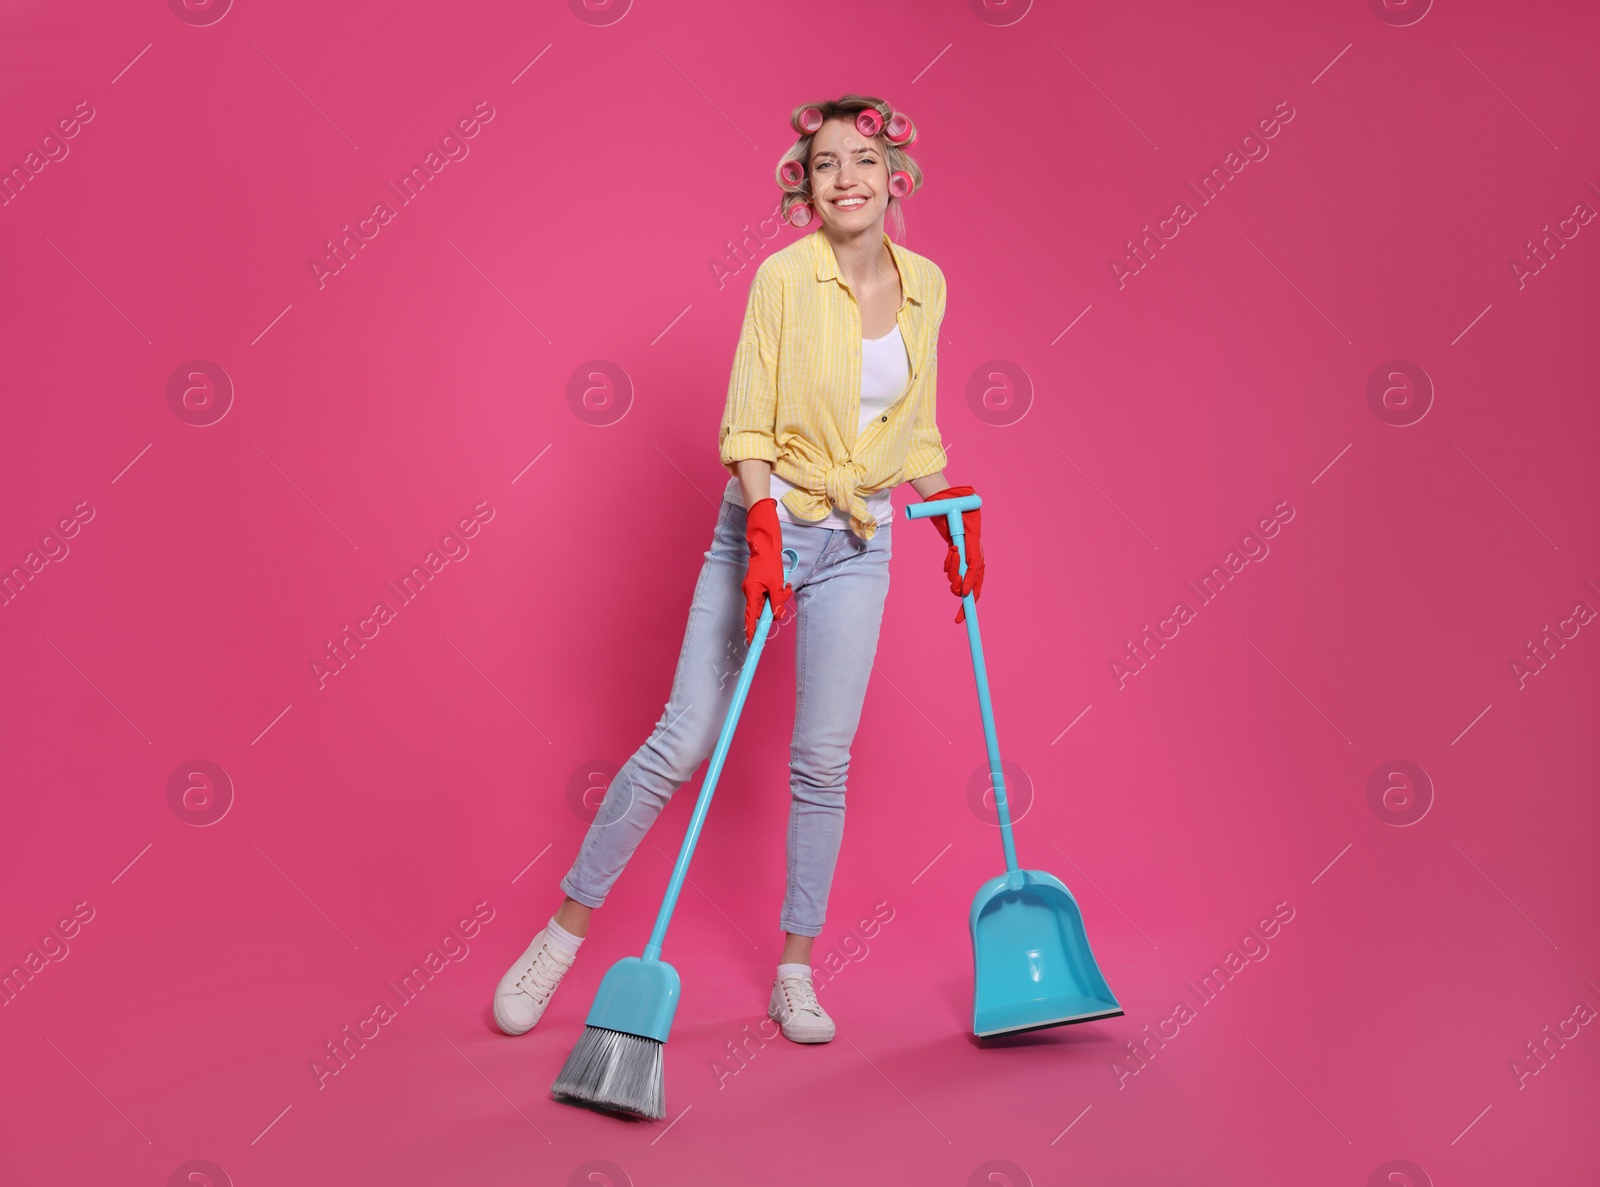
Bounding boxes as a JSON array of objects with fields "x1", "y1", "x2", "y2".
[{"x1": 559, "y1": 498, "x2": 892, "y2": 936}]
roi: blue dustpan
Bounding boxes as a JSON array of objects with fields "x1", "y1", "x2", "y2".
[
  {"x1": 906, "y1": 496, "x2": 1122, "y2": 1037},
  {"x1": 966, "y1": 870, "x2": 1123, "y2": 1036}
]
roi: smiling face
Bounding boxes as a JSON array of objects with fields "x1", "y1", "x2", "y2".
[{"x1": 808, "y1": 115, "x2": 890, "y2": 230}]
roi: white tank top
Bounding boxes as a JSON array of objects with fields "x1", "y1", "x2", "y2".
[{"x1": 722, "y1": 323, "x2": 910, "y2": 529}]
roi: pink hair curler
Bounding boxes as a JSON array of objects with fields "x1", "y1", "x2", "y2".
[
  {"x1": 855, "y1": 107, "x2": 885, "y2": 138},
  {"x1": 793, "y1": 106, "x2": 824, "y2": 136},
  {"x1": 779, "y1": 159, "x2": 806, "y2": 187},
  {"x1": 786, "y1": 201, "x2": 814, "y2": 228},
  {"x1": 888, "y1": 170, "x2": 914, "y2": 198},
  {"x1": 884, "y1": 111, "x2": 915, "y2": 146}
]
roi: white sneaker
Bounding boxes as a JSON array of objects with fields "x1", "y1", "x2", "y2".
[
  {"x1": 493, "y1": 927, "x2": 578, "y2": 1036},
  {"x1": 768, "y1": 973, "x2": 835, "y2": 1043}
]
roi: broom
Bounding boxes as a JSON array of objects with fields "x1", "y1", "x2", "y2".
[{"x1": 552, "y1": 548, "x2": 797, "y2": 1119}]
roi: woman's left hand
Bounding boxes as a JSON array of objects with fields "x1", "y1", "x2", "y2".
[{"x1": 921, "y1": 484, "x2": 984, "y2": 623}]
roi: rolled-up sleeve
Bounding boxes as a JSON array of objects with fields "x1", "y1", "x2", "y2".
[
  {"x1": 719, "y1": 260, "x2": 783, "y2": 470},
  {"x1": 902, "y1": 274, "x2": 949, "y2": 481}
]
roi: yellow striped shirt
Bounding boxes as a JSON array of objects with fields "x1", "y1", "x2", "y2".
[{"x1": 718, "y1": 228, "x2": 949, "y2": 540}]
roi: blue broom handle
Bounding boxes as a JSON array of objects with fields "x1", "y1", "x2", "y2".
[
  {"x1": 643, "y1": 547, "x2": 799, "y2": 961},
  {"x1": 905, "y1": 496, "x2": 1021, "y2": 881}
]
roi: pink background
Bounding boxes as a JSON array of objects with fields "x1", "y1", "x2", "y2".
[{"x1": 2, "y1": 1, "x2": 1597, "y2": 1184}]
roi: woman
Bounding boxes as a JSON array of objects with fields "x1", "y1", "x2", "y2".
[{"x1": 492, "y1": 94, "x2": 984, "y2": 1045}]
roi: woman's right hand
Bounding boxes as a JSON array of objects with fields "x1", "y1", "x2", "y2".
[{"x1": 742, "y1": 498, "x2": 794, "y2": 644}]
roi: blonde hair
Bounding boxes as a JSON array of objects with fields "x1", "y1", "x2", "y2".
[{"x1": 777, "y1": 94, "x2": 923, "y2": 241}]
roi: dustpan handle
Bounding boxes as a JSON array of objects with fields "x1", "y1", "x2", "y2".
[
  {"x1": 643, "y1": 546, "x2": 800, "y2": 961},
  {"x1": 905, "y1": 496, "x2": 1022, "y2": 881}
]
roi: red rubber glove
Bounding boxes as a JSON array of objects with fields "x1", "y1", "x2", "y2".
[
  {"x1": 923, "y1": 484, "x2": 983, "y2": 623},
  {"x1": 742, "y1": 498, "x2": 794, "y2": 645}
]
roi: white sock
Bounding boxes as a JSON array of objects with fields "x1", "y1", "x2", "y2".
[
  {"x1": 545, "y1": 917, "x2": 584, "y2": 957},
  {"x1": 776, "y1": 961, "x2": 811, "y2": 981}
]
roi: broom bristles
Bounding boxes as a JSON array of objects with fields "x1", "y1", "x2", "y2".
[{"x1": 551, "y1": 1025, "x2": 665, "y2": 1119}]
